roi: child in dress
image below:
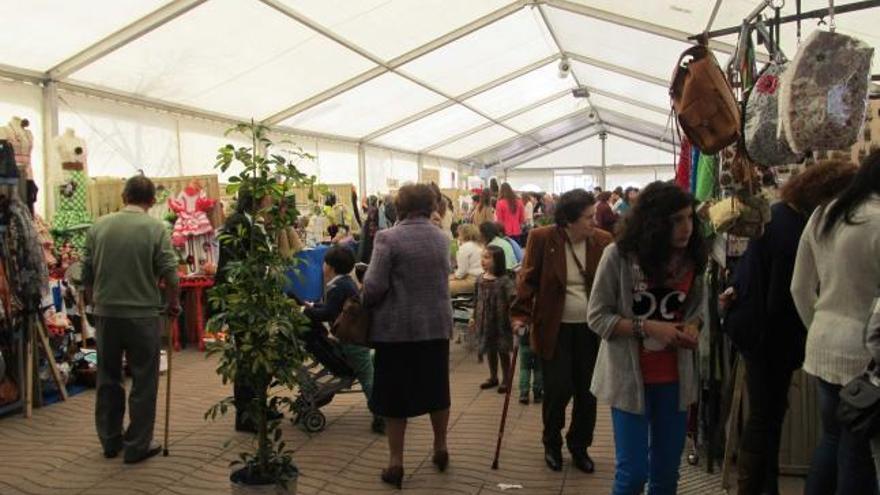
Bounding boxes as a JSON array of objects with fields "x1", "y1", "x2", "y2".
[{"x1": 473, "y1": 245, "x2": 515, "y2": 393}]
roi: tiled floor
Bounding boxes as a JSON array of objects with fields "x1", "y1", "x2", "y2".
[{"x1": 0, "y1": 342, "x2": 804, "y2": 494}]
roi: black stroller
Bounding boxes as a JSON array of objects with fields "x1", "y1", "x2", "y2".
[
  {"x1": 288, "y1": 263, "x2": 370, "y2": 433},
  {"x1": 291, "y1": 325, "x2": 358, "y2": 433}
]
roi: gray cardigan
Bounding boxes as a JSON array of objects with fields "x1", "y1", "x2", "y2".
[
  {"x1": 587, "y1": 244, "x2": 703, "y2": 414},
  {"x1": 363, "y1": 217, "x2": 452, "y2": 343}
]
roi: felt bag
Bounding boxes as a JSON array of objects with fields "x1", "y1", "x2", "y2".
[
  {"x1": 671, "y1": 45, "x2": 741, "y2": 154},
  {"x1": 744, "y1": 63, "x2": 805, "y2": 166},
  {"x1": 710, "y1": 145, "x2": 770, "y2": 239},
  {"x1": 331, "y1": 295, "x2": 370, "y2": 346},
  {"x1": 779, "y1": 30, "x2": 874, "y2": 153},
  {"x1": 837, "y1": 365, "x2": 880, "y2": 437}
]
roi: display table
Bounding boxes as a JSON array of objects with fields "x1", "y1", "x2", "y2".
[{"x1": 173, "y1": 275, "x2": 214, "y2": 351}]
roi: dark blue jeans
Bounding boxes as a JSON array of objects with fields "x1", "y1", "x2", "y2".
[
  {"x1": 805, "y1": 378, "x2": 878, "y2": 495},
  {"x1": 611, "y1": 383, "x2": 687, "y2": 495}
]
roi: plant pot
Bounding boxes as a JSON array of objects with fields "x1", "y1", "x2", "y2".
[{"x1": 230, "y1": 467, "x2": 297, "y2": 495}]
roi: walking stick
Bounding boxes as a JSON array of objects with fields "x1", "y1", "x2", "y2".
[
  {"x1": 491, "y1": 341, "x2": 520, "y2": 470},
  {"x1": 163, "y1": 315, "x2": 174, "y2": 457}
]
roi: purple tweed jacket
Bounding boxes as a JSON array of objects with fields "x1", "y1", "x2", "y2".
[{"x1": 363, "y1": 217, "x2": 452, "y2": 343}]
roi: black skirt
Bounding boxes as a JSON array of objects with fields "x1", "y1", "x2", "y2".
[{"x1": 369, "y1": 339, "x2": 450, "y2": 418}]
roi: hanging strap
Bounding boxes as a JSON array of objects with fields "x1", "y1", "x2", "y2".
[
  {"x1": 828, "y1": 0, "x2": 836, "y2": 32},
  {"x1": 561, "y1": 228, "x2": 592, "y2": 293},
  {"x1": 797, "y1": 0, "x2": 803, "y2": 42}
]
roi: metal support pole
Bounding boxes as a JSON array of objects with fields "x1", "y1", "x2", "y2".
[
  {"x1": 692, "y1": 0, "x2": 880, "y2": 40},
  {"x1": 599, "y1": 131, "x2": 608, "y2": 190},
  {"x1": 357, "y1": 143, "x2": 367, "y2": 197},
  {"x1": 41, "y1": 81, "x2": 59, "y2": 219},
  {"x1": 417, "y1": 154, "x2": 425, "y2": 183}
]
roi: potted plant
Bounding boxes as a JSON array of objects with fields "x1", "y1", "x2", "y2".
[{"x1": 205, "y1": 122, "x2": 316, "y2": 494}]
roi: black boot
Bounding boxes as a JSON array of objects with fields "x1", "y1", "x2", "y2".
[
  {"x1": 544, "y1": 446, "x2": 563, "y2": 471},
  {"x1": 570, "y1": 450, "x2": 595, "y2": 473}
]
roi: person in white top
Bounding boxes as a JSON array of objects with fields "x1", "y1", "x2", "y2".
[
  {"x1": 449, "y1": 224, "x2": 484, "y2": 295},
  {"x1": 791, "y1": 150, "x2": 880, "y2": 495},
  {"x1": 523, "y1": 194, "x2": 535, "y2": 229}
]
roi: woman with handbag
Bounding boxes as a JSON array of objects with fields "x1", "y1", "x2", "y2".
[
  {"x1": 724, "y1": 161, "x2": 856, "y2": 495},
  {"x1": 792, "y1": 150, "x2": 880, "y2": 495},
  {"x1": 362, "y1": 183, "x2": 453, "y2": 489},
  {"x1": 511, "y1": 189, "x2": 612, "y2": 474},
  {"x1": 587, "y1": 182, "x2": 705, "y2": 494},
  {"x1": 867, "y1": 303, "x2": 880, "y2": 492}
]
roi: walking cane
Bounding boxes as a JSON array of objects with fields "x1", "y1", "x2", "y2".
[
  {"x1": 163, "y1": 315, "x2": 174, "y2": 457},
  {"x1": 491, "y1": 339, "x2": 520, "y2": 470}
]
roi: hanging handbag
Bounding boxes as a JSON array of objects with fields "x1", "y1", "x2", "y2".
[
  {"x1": 744, "y1": 62, "x2": 805, "y2": 166},
  {"x1": 330, "y1": 295, "x2": 370, "y2": 346},
  {"x1": 709, "y1": 145, "x2": 770, "y2": 239},
  {"x1": 670, "y1": 44, "x2": 741, "y2": 154},
  {"x1": 837, "y1": 364, "x2": 880, "y2": 437},
  {"x1": 779, "y1": 27, "x2": 874, "y2": 153}
]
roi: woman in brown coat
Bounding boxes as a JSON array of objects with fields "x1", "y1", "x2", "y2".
[{"x1": 511, "y1": 189, "x2": 612, "y2": 473}]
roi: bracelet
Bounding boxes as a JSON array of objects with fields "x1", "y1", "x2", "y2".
[{"x1": 632, "y1": 318, "x2": 646, "y2": 340}]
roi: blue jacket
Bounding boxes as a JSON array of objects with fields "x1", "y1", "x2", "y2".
[{"x1": 304, "y1": 274, "x2": 358, "y2": 323}]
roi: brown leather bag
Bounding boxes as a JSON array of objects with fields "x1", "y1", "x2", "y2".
[
  {"x1": 670, "y1": 45, "x2": 741, "y2": 154},
  {"x1": 330, "y1": 295, "x2": 370, "y2": 346}
]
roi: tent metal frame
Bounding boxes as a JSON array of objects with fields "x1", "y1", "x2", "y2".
[{"x1": 3, "y1": 0, "x2": 835, "y2": 182}]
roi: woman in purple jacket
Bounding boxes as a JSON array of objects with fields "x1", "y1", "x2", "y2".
[{"x1": 362, "y1": 183, "x2": 453, "y2": 489}]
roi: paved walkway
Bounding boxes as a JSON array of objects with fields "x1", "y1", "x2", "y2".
[{"x1": 0, "y1": 342, "x2": 800, "y2": 494}]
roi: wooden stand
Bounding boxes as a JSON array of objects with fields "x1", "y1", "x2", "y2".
[{"x1": 23, "y1": 314, "x2": 69, "y2": 418}]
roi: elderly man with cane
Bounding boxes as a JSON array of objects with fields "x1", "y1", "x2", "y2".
[{"x1": 83, "y1": 175, "x2": 180, "y2": 464}]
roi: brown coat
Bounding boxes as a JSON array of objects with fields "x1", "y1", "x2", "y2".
[{"x1": 510, "y1": 225, "x2": 613, "y2": 360}]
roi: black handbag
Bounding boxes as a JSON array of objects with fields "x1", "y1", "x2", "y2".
[{"x1": 837, "y1": 363, "x2": 880, "y2": 437}]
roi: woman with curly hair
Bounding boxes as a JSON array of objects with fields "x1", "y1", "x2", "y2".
[
  {"x1": 587, "y1": 181, "x2": 706, "y2": 494},
  {"x1": 725, "y1": 160, "x2": 856, "y2": 495}
]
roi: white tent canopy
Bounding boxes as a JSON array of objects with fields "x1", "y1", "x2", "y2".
[{"x1": 1, "y1": 0, "x2": 877, "y2": 212}]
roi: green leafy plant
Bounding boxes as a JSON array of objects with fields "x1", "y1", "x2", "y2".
[{"x1": 205, "y1": 121, "x2": 316, "y2": 488}]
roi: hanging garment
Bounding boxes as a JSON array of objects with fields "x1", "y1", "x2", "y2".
[
  {"x1": 169, "y1": 185, "x2": 217, "y2": 275},
  {"x1": 675, "y1": 137, "x2": 693, "y2": 192},
  {"x1": 694, "y1": 154, "x2": 718, "y2": 203},
  {"x1": 779, "y1": 30, "x2": 874, "y2": 153},
  {"x1": 690, "y1": 147, "x2": 701, "y2": 195},
  {"x1": 52, "y1": 168, "x2": 92, "y2": 251},
  {"x1": 4, "y1": 201, "x2": 49, "y2": 312}
]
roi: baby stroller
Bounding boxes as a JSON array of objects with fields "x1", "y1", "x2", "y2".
[
  {"x1": 451, "y1": 293, "x2": 477, "y2": 351},
  {"x1": 291, "y1": 325, "x2": 357, "y2": 433}
]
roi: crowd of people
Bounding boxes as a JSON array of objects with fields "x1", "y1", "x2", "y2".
[{"x1": 81, "y1": 149, "x2": 880, "y2": 494}]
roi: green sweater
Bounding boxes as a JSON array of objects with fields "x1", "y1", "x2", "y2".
[
  {"x1": 83, "y1": 205, "x2": 179, "y2": 318},
  {"x1": 489, "y1": 237, "x2": 516, "y2": 270}
]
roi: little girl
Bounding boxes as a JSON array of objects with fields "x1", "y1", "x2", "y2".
[{"x1": 473, "y1": 245, "x2": 515, "y2": 393}]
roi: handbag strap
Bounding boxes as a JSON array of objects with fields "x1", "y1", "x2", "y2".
[{"x1": 561, "y1": 227, "x2": 591, "y2": 292}]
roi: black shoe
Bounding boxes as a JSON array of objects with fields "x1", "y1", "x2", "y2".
[
  {"x1": 533, "y1": 392, "x2": 543, "y2": 404},
  {"x1": 544, "y1": 447, "x2": 563, "y2": 471},
  {"x1": 124, "y1": 442, "x2": 162, "y2": 464},
  {"x1": 371, "y1": 416, "x2": 386, "y2": 434},
  {"x1": 381, "y1": 466, "x2": 404, "y2": 489},
  {"x1": 432, "y1": 450, "x2": 449, "y2": 472},
  {"x1": 519, "y1": 395, "x2": 529, "y2": 405},
  {"x1": 103, "y1": 448, "x2": 120, "y2": 459},
  {"x1": 480, "y1": 378, "x2": 499, "y2": 390},
  {"x1": 497, "y1": 385, "x2": 509, "y2": 394},
  {"x1": 571, "y1": 451, "x2": 595, "y2": 473}
]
